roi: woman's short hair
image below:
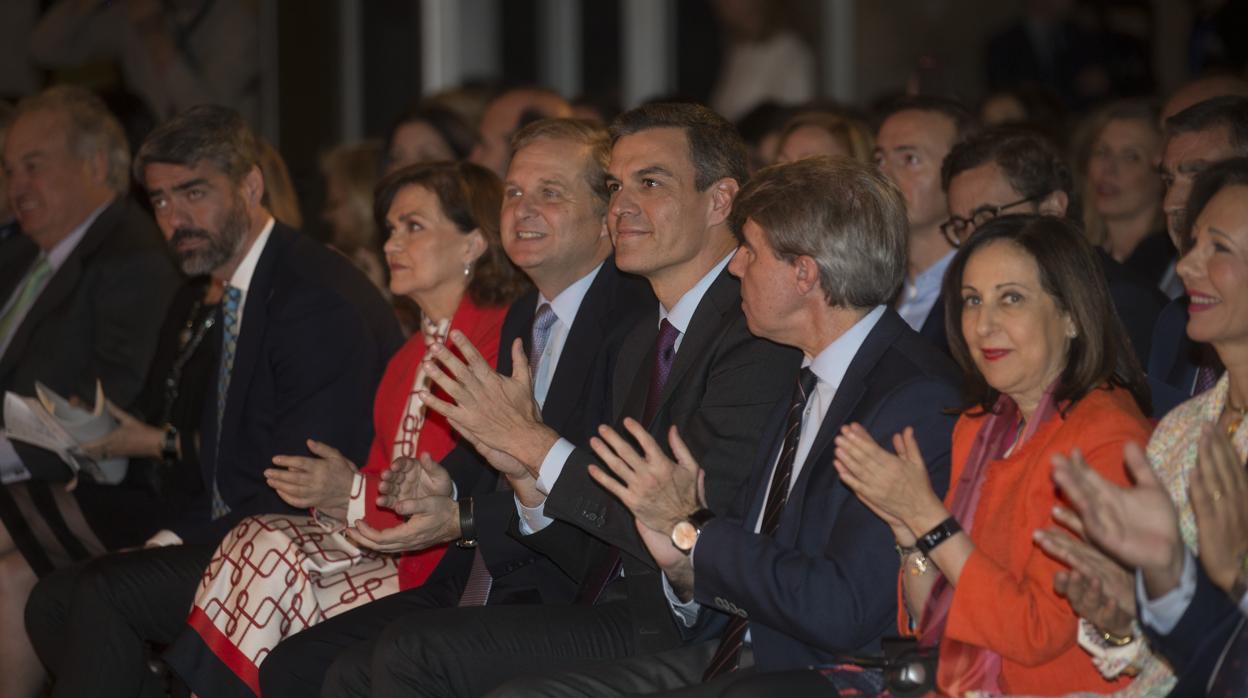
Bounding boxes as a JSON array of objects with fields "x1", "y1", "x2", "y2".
[
  {"x1": 730, "y1": 156, "x2": 908, "y2": 309},
  {"x1": 942, "y1": 214, "x2": 1150, "y2": 415},
  {"x1": 381, "y1": 103, "x2": 477, "y2": 171},
  {"x1": 373, "y1": 161, "x2": 529, "y2": 307},
  {"x1": 776, "y1": 110, "x2": 875, "y2": 164},
  {"x1": 1185, "y1": 157, "x2": 1248, "y2": 246}
]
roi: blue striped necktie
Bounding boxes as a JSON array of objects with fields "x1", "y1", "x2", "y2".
[{"x1": 212, "y1": 285, "x2": 243, "y2": 519}]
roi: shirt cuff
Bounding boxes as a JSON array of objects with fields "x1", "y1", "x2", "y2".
[
  {"x1": 662, "y1": 571, "x2": 701, "y2": 627},
  {"x1": 1138, "y1": 547, "x2": 1196, "y2": 635},
  {"x1": 516, "y1": 495, "x2": 554, "y2": 534},
  {"x1": 346, "y1": 472, "x2": 366, "y2": 526},
  {"x1": 0, "y1": 437, "x2": 30, "y2": 484},
  {"x1": 536, "y1": 438, "x2": 576, "y2": 495},
  {"x1": 145, "y1": 529, "x2": 183, "y2": 547}
]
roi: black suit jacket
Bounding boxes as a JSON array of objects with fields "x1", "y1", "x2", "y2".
[
  {"x1": 520, "y1": 268, "x2": 803, "y2": 652},
  {"x1": 1147, "y1": 297, "x2": 1217, "y2": 418},
  {"x1": 691, "y1": 309, "x2": 959, "y2": 671},
  {"x1": 0, "y1": 197, "x2": 181, "y2": 481},
  {"x1": 431, "y1": 258, "x2": 654, "y2": 605},
  {"x1": 1099, "y1": 249, "x2": 1164, "y2": 369},
  {"x1": 1145, "y1": 559, "x2": 1245, "y2": 695},
  {"x1": 170, "y1": 223, "x2": 403, "y2": 544},
  {"x1": 918, "y1": 295, "x2": 949, "y2": 357}
]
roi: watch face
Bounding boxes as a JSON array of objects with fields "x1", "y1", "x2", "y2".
[{"x1": 671, "y1": 521, "x2": 698, "y2": 552}]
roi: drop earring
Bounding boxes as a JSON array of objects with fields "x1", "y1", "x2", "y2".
[{"x1": 463, "y1": 262, "x2": 471, "y2": 277}]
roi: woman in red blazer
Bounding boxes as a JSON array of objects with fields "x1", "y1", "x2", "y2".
[
  {"x1": 835, "y1": 215, "x2": 1153, "y2": 696},
  {"x1": 171, "y1": 162, "x2": 528, "y2": 697}
]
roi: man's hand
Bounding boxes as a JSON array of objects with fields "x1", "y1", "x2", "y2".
[
  {"x1": 834, "y1": 425, "x2": 940, "y2": 544},
  {"x1": 377, "y1": 454, "x2": 452, "y2": 512},
  {"x1": 81, "y1": 400, "x2": 164, "y2": 461},
  {"x1": 266, "y1": 439, "x2": 357, "y2": 515},
  {"x1": 1190, "y1": 424, "x2": 1248, "y2": 593},
  {"x1": 420, "y1": 334, "x2": 558, "y2": 475},
  {"x1": 1035, "y1": 526, "x2": 1137, "y2": 636},
  {"x1": 347, "y1": 495, "x2": 461, "y2": 553},
  {"x1": 587, "y1": 420, "x2": 705, "y2": 536},
  {"x1": 635, "y1": 519, "x2": 697, "y2": 602},
  {"x1": 1050, "y1": 442, "x2": 1185, "y2": 599}
]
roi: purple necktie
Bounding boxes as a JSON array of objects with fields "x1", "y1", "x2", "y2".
[
  {"x1": 642, "y1": 319, "x2": 680, "y2": 425},
  {"x1": 1194, "y1": 364, "x2": 1222, "y2": 396}
]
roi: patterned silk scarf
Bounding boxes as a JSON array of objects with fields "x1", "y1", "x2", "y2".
[
  {"x1": 918, "y1": 382, "x2": 1062, "y2": 696},
  {"x1": 391, "y1": 316, "x2": 451, "y2": 462}
]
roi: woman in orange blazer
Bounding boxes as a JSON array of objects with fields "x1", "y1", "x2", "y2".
[
  {"x1": 166, "y1": 162, "x2": 528, "y2": 697},
  {"x1": 835, "y1": 215, "x2": 1153, "y2": 696}
]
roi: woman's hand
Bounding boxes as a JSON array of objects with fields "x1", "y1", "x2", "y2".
[
  {"x1": 266, "y1": 439, "x2": 358, "y2": 514},
  {"x1": 1190, "y1": 424, "x2": 1248, "y2": 594},
  {"x1": 80, "y1": 401, "x2": 164, "y2": 460},
  {"x1": 834, "y1": 424, "x2": 942, "y2": 545}
]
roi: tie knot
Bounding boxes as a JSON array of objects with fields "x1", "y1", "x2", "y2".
[
  {"x1": 223, "y1": 285, "x2": 242, "y2": 309},
  {"x1": 656, "y1": 318, "x2": 679, "y2": 354},
  {"x1": 533, "y1": 303, "x2": 558, "y2": 334},
  {"x1": 797, "y1": 367, "x2": 817, "y2": 402}
]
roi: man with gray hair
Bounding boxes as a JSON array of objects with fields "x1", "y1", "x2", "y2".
[
  {"x1": 0, "y1": 84, "x2": 179, "y2": 698},
  {"x1": 490, "y1": 155, "x2": 960, "y2": 695}
]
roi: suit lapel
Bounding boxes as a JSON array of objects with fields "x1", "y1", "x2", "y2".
[
  {"x1": 614, "y1": 307, "x2": 658, "y2": 421},
  {"x1": 0, "y1": 199, "x2": 120, "y2": 380},
  {"x1": 781, "y1": 311, "x2": 907, "y2": 534},
  {"x1": 217, "y1": 226, "x2": 287, "y2": 449},
  {"x1": 542, "y1": 263, "x2": 615, "y2": 433},
  {"x1": 498, "y1": 290, "x2": 537, "y2": 380}
]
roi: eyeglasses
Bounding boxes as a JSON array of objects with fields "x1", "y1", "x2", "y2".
[{"x1": 940, "y1": 196, "x2": 1039, "y2": 248}]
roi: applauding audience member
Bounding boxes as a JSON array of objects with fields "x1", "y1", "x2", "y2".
[{"x1": 833, "y1": 215, "x2": 1151, "y2": 695}]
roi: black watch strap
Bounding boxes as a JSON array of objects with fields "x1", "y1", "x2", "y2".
[
  {"x1": 915, "y1": 516, "x2": 962, "y2": 556},
  {"x1": 687, "y1": 508, "x2": 715, "y2": 529},
  {"x1": 456, "y1": 497, "x2": 477, "y2": 548}
]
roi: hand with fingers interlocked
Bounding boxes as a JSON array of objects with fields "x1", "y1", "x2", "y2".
[
  {"x1": 419, "y1": 332, "x2": 559, "y2": 477},
  {"x1": 266, "y1": 439, "x2": 358, "y2": 518},
  {"x1": 1190, "y1": 424, "x2": 1248, "y2": 594}
]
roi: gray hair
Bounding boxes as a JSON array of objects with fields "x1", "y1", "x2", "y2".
[
  {"x1": 730, "y1": 156, "x2": 908, "y2": 309},
  {"x1": 15, "y1": 86, "x2": 130, "y2": 194},
  {"x1": 134, "y1": 105, "x2": 261, "y2": 186}
]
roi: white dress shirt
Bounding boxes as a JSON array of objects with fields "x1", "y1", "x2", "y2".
[{"x1": 531, "y1": 262, "x2": 603, "y2": 409}]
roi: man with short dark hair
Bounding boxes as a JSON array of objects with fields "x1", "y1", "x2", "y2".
[
  {"x1": 873, "y1": 96, "x2": 976, "y2": 352},
  {"x1": 23, "y1": 105, "x2": 402, "y2": 698},
  {"x1": 345, "y1": 102, "x2": 800, "y2": 696},
  {"x1": 940, "y1": 127, "x2": 1164, "y2": 370},
  {"x1": 489, "y1": 156, "x2": 960, "y2": 696}
]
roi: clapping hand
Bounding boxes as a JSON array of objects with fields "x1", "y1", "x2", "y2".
[
  {"x1": 1190, "y1": 424, "x2": 1248, "y2": 594},
  {"x1": 1050, "y1": 443, "x2": 1185, "y2": 599},
  {"x1": 834, "y1": 424, "x2": 940, "y2": 546},
  {"x1": 266, "y1": 439, "x2": 357, "y2": 516},
  {"x1": 1034, "y1": 521, "x2": 1137, "y2": 637},
  {"x1": 376, "y1": 454, "x2": 453, "y2": 513},
  {"x1": 419, "y1": 334, "x2": 557, "y2": 477},
  {"x1": 588, "y1": 420, "x2": 705, "y2": 537}
]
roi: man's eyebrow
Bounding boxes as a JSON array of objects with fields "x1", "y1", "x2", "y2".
[
  {"x1": 636, "y1": 165, "x2": 673, "y2": 179},
  {"x1": 171, "y1": 178, "x2": 210, "y2": 193}
]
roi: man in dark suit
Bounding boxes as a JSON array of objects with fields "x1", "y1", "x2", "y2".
[
  {"x1": 357, "y1": 103, "x2": 800, "y2": 696},
  {"x1": 0, "y1": 85, "x2": 179, "y2": 698},
  {"x1": 23, "y1": 105, "x2": 401, "y2": 698},
  {"x1": 940, "y1": 127, "x2": 1165, "y2": 381},
  {"x1": 257, "y1": 117, "x2": 653, "y2": 695},
  {"x1": 1148, "y1": 96, "x2": 1248, "y2": 415},
  {"x1": 489, "y1": 156, "x2": 960, "y2": 696}
]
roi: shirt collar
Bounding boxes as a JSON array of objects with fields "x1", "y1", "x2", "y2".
[
  {"x1": 806, "y1": 305, "x2": 886, "y2": 395},
  {"x1": 658, "y1": 251, "x2": 735, "y2": 334},
  {"x1": 538, "y1": 261, "x2": 604, "y2": 325},
  {"x1": 909, "y1": 249, "x2": 955, "y2": 294},
  {"x1": 46, "y1": 199, "x2": 112, "y2": 271},
  {"x1": 227, "y1": 217, "x2": 275, "y2": 293}
]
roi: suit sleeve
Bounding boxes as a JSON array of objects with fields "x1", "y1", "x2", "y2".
[
  {"x1": 542, "y1": 322, "x2": 799, "y2": 566},
  {"x1": 1146, "y1": 561, "x2": 1242, "y2": 675},
  {"x1": 944, "y1": 413, "x2": 1146, "y2": 666},
  {"x1": 691, "y1": 380, "x2": 958, "y2": 652},
  {"x1": 172, "y1": 288, "x2": 384, "y2": 543}
]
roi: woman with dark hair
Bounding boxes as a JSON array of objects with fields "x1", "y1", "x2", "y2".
[
  {"x1": 164, "y1": 162, "x2": 528, "y2": 697},
  {"x1": 382, "y1": 103, "x2": 477, "y2": 174},
  {"x1": 833, "y1": 214, "x2": 1152, "y2": 695}
]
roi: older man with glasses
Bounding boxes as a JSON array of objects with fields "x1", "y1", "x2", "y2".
[{"x1": 940, "y1": 127, "x2": 1165, "y2": 374}]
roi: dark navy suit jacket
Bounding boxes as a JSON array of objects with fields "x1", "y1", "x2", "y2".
[
  {"x1": 1146, "y1": 559, "x2": 1245, "y2": 696},
  {"x1": 690, "y1": 309, "x2": 960, "y2": 671},
  {"x1": 173, "y1": 223, "x2": 403, "y2": 544}
]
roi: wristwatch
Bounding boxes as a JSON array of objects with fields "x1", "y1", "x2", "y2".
[
  {"x1": 916, "y1": 516, "x2": 962, "y2": 556},
  {"x1": 456, "y1": 497, "x2": 478, "y2": 549},
  {"x1": 159, "y1": 424, "x2": 179, "y2": 462},
  {"x1": 670, "y1": 509, "x2": 715, "y2": 554}
]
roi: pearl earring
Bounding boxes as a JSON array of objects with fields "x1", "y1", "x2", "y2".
[{"x1": 463, "y1": 262, "x2": 471, "y2": 277}]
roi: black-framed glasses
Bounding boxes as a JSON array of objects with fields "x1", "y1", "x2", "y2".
[{"x1": 940, "y1": 196, "x2": 1039, "y2": 247}]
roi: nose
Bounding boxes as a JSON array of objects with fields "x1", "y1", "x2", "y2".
[
  {"x1": 974, "y1": 302, "x2": 997, "y2": 338},
  {"x1": 610, "y1": 187, "x2": 638, "y2": 220},
  {"x1": 1175, "y1": 239, "x2": 1204, "y2": 289},
  {"x1": 383, "y1": 231, "x2": 403, "y2": 255}
]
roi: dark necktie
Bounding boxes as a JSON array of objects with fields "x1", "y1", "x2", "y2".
[
  {"x1": 211, "y1": 285, "x2": 242, "y2": 519},
  {"x1": 458, "y1": 306, "x2": 557, "y2": 607},
  {"x1": 642, "y1": 319, "x2": 680, "y2": 425},
  {"x1": 703, "y1": 367, "x2": 818, "y2": 680},
  {"x1": 575, "y1": 319, "x2": 683, "y2": 605},
  {"x1": 1194, "y1": 363, "x2": 1223, "y2": 396}
]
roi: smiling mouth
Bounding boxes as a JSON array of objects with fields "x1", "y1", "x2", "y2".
[
  {"x1": 1188, "y1": 292, "x2": 1219, "y2": 312},
  {"x1": 981, "y1": 348, "x2": 1010, "y2": 361},
  {"x1": 514, "y1": 231, "x2": 546, "y2": 240}
]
